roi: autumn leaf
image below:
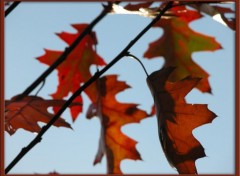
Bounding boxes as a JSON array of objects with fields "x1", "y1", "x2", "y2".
[
  {"x1": 86, "y1": 75, "x2": 149, "y2": 174},
  {"x1": 144, "y1": 5, "x2": 222, "y2": 93},
  {"x1": 211, "y1": 5, "x2": 235, "y2": 30},
  {"x1": 124, "y1": 2, "x2": 153, "y2": 11},
  {"x1": 190, "y1": 3, "x2": 235, "y2": 30},
  {"x1": 122, "y1": 2, "x2": 175, "y2": 18},
  {"x1": 37, "y1": 24, "x2": 106, "y2": 121},
  {"x1": 111, "y1": 2, "x2": 153, "y2": 17},
  {"x1": 5, "y1": 95, "x2": 79, "y2": 135},
  {"x1": 147, "y1": 67, "x2": 216, "y2": 174}
]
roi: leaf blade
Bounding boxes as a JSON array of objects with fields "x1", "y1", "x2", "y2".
[
  {"x1": 37, "y1": 24, "x2": 106, "y2": 121},
  {"x1": 87, "y1": 75, "x2": 149, "y2": 174},
  {"x1": 147, "y1": 67, "x2": 216, "y2": 174},
  {"x1": 5, "y1": 95, "x2": 80, "y2": 135}
]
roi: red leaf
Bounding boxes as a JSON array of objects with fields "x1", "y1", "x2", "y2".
[
  {"x1": 37, "y1": 24, "x2": 106, "y2": 121},
  {"x1": 147, "y1": 67, "x2": 216, "y2": 174},
  {"x1": 5, "y1": 95, "x2": 79, "y2": 135},
  {"x1": 144, "y1": 6, "x2": 221, "y2": 93},
  {"x1": 86, "y1": 75, "x2": 149, "y2": 174}
]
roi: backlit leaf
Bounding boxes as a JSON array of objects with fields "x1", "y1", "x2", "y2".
[
  {"x1": 37, "y1": 24, "x2": 106, "y2": 121},
  {"x1": 5, "y1": 95, "x2": 79, "y2": 135},
  {"x1": 144, "y1": 5, "x2": 222, "y2": 93},
  {"x1": 86, "y1": 75, "x2": 149, "y2": 174},
  {"x1": 147, "y1": 67, "x2": 216, "y2": 174}
]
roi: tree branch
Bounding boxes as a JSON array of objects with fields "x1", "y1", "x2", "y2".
[
  {"x1": 5, "y1": 1, "x2": 21, "y2": 17},
  {"x1": 5, "y1": 1, "x2": 173, "y2": 174}
]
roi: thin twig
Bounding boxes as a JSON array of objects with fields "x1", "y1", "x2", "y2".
[
  {"x1": 15, "y1": 2, "x2": 114, "y2": 101},
  {"x1": 5, "y1": 2, "x2": 173, "y2": 174},
  {"x1": 5, "y1": 1, "x2": 21, "y2": 17},
  {"x1": 126, "y1": 53, "x2": 149, "y2": 76}
]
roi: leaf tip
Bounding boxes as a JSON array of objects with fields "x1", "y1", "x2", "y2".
[
  {"x1": 207, "y1": 88, "x2": 212, "y2": 94},
  {"x1": 71, "y1": 23, "x2": 88, "y2": 33},
  {"x1": 68, "y1": 125, "x2": 73, "y2": 130},
  {"x1": 55, "y1": 32, "x2": 61, "y2": 37}
]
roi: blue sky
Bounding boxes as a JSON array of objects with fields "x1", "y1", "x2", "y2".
[{"x1": 5, "y1": 2, "x2": 235, "y2": 174}]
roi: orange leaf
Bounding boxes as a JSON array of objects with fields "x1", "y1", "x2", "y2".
[
  {"x1": 37, "y1": 24, "x2": 106, "y2": 121},
  {"x1": 87, "y1": 75, "x2": 149, "y2": 174},
  {"x1": 144, "y1": 6, "x2": 221, "y2": 93},
  {"x1": 5, "y1": 95, "x2": 79, "y2": 135},
  {"x1": 147, "y1": 67, "x2": 216, "y2": 174}
]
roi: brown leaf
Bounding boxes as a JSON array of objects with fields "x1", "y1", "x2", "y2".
[
  {"x1": 190, "y1": 4, "x2": 235, "y2": 30},
  {"x1": 147, "y1": 67, "x2": 216, "y2": 174},
  {"x1": 87, "y1": 75, "x2": 149, "y2": 174},
  {"x1": 5, "y1": 95, "x2": 79, "y2": 135},
  {"x1": 124, "y1": 2, "x2": 153, "y2": 11},
  {"x1": 37, "y1": 24, "x2": 106, "y2": 121}
]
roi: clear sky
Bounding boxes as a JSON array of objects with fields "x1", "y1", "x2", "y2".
[{"x1": 5, "y1": 2, "x2": 235, "y2": 174}]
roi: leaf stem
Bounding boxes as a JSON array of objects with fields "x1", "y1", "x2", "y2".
[
  {"x1": 126, "y1": 52, "x2": 149, "y2": 76},
  {"x1": 5, "y1": 1, "x2": 21, "y2": 17},
  {"x1": 34, "y1": 79, "x2": 45, "y2": 96},
  {"x1": 15, "y1": 2, "x2": 113, "y2": 101},
  {"x1": 5, "y1": 1, "x2": 173, "y2": 173}
]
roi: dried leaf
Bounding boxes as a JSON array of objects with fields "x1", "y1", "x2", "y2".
[
  {"x1": 190, "y1": 4, "x2": 235, "y2": 30},
  {"x1": 5, "y1": 95, "x2": 79, "y2": 135},
  {"x1": 124, "y1": 2, "x2": 153, "y2": 11},
  {"x1": 111, "y1": 2, "x2": 155, "y2": 17},
  {"x1": 147, "y1": 67, "x2": 216, "y2": 174}
]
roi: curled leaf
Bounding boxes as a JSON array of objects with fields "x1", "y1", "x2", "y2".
[
  {"x1": 147, "y1": 67, "x2": 216, "y2": 174},
  {"x1": 111, "y1": 2, "x2": 154, "y2": 18},
  {"x1": 190, "y1": 4, "x2": 235, "y2": 30}
]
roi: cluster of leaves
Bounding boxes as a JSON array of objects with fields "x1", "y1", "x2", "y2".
[{"x1": 5, "y1": 1, "x2": 235, "y2": 174}]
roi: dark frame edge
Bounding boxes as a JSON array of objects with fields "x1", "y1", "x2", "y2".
[
  {"x1": 235, "y1": 0, "x2": 240, "y2": 176},
  {"x1": 1, "y1": 1, "x2": 239, "y2": 176},
  {"x1": 0, "y1": 0, "x2": 5, "y2": 176}
]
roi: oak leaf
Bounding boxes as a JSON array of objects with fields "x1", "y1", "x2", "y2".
[
  {"x1": 37, "y1": 24, "x2": 106, "y2": 121},
  {"x1": 147, "y1": 67, "x2": 216, "y2": 174},
  {"x1": 86, "y1": 75, "x2": 149, "y2": 174},
  {"x1": 5, "y1": 95, "x2": 79, "y2": 135},
  {"x1": 144, "y1": 5, "x2": 221, "y2": 93}
]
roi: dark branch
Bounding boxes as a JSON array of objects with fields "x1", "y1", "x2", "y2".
[
  {"x1": 5, "y1": 1, "x2": 21, "y2": 17},
  {"x1": 5, "y1": 2, "x2": 173, "y2": 174}
]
